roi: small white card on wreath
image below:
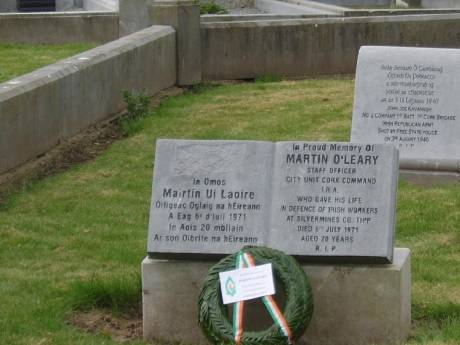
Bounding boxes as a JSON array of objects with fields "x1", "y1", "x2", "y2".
[{"x1": 219, "y1": 263, "x2": 275, "y2": 305}]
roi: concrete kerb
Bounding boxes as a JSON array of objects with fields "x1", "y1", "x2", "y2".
[
  {"x1": 200, "y1": 14, "x2": 336, "y2": 22},
  {"x1": 200, "y1": 12, "x2": 460, "y2": 30},
  {"x1": 400, "y1": 170, "x2": 460, "y2": 185},
  {"x1": 0, "y1": 25, "x2": 176, "y2": 175},
  {"x1": 200, "y1": 8, "x2": 460, "y2": 23},
  {"x1": 119, "y1": 0, "x2": 152, "y2": 37},
  {"x1": 400, "y1": 159, "x2": 459, "y2": 173},
  {"x1": 119, "y1": 0, "x2": 202, "y2": 85},
  {"x1": 315, "y1": 0, "x2": 395, "y2": 6},
  {"x1": 200, "y1": 13, "x2": 460, "y2": 80},
  {"x1": 0, "y1": 10, "x2": 116, "y2": 17},
  {"x1": 4, "y1": 9, "x2": 460, "y2": 177},
  {"x1": 255, "y1": 0, "x2": 333, "y2": 14},
  {"x1": 343, "y1": 8, "x2": 460, "y2": 16},
  {"x1": 0, "y1": 11, "x2": 119, "y2": 44},
  {"x1": 149, "y1": 0, "x2": 202, "y2": 85},
  {"x1": 399, "y1": 160, "x2": 460, "y2": 184},
  {"x1": 281, "y1": 0, "x2": 347, "y2": 14}
]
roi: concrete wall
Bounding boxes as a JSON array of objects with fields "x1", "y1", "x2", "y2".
[
  {"x1": 84, "y1": 0, "x2": 118, "y2": 11},
  {"x1": 0, "y1": 0, "x2": 17, "y2": 12},
  {"x1": 0, "y1": 12, "x2": 118, "y2": 44},
  {"x1": 56, "y1": 0, "x2": 76, "y2": 11},
  {"x1": 314, "y1": 0, "x2": 395, "y2": 6},
  {"x1": 201, "y1": 13, "x2": 460, "y2": 80},
  {"x1": 0, "y1": 0, "x2": 118, "y2": 12},
  {"x1": 255, "y1": 0, "x2": 345, "y2": 15},
  {"x1": 119, "y1": 0, "x2": 151, "y2": 37},
  {"x1": 201, "y1": 14, "x2": 334, "y2": 22},
  {"x1": 0, "y1": 25, "x2": 176, "y2": 175},
  {"x1": 422, "y1": 0, "x2": 460, "y2": 8},
  {"x1": 344, "y1": 8, "x2": 460, "y2": 15}
]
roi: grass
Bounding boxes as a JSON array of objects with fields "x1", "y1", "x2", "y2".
[
  {"x1": 0, "y1": 77, "x2": 459, "y2": 344},
  {"x1": 0, "y1": 43, "x2": 95, "y2": 83},
  {"x1": 69, "y1": 273, "x2": 142, "y2": 314}
]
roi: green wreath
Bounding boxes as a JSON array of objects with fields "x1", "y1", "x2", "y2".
[{"x1": 198, "y1": 246, "x2": 314, "y2": 345}]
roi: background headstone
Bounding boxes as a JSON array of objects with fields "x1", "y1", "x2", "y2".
[{"x1": 352, "y1": 46, "x2": 460, "y2": 172}]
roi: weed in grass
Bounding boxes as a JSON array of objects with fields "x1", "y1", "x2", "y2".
[
  {"x1": 123, "y1": 90, "x2": 151, "y2": 119},
  {"x1": 120, "y1": 90, "x2": 152, "y2": 136},
  {"x1": 120, "y1": 114, "x2": 146, "y2": 136}
]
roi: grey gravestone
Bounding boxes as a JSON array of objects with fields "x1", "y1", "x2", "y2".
[
  {"x1": 148, "y1": 140, "x2": 273, "y2": 256},
  {"x1": 148, "y1": 139, "x2": 398, "y2": 263},
  {"x1": 352, "y1": 46, "x2": 460, "y2": 172},
  {"x1": 269, "y1": 141, "x2": 398, "y2": 262}
]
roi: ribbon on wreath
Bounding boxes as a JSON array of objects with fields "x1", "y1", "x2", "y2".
[{"x1": 232, "y1": 251, "x2": 293, "y2": 345}]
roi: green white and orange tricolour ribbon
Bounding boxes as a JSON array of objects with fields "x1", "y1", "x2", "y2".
[
  {"x1": 232, "y1": 252, "x2": 245, "y2": 344},
  {"x1": 232, "y1": 251, "x2": 292, "y2": 345}
]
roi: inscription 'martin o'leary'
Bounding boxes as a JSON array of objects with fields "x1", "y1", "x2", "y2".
[
  {"x1": 352, "y1": 46, "x2": 460, "y2": 171},
  {"x1": 286, "y1": 153, "x2": 379, "y2": 165},
  {"x1": 147, "y1": 139, "x2": 399, "y2": 263}
]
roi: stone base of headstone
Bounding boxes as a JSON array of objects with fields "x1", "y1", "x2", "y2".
[
  {"x1": 400, "y1": 169, "x2": 460, "y2": 185},
  {"x1": 142, "y1": 248, "x2": 411, "y2": 345}
]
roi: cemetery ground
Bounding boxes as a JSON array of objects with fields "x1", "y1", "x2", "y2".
[
  {"x1": 0, "y1": 43, "x2": 95, "y2": 83},
  {"x1": 0, "y1": 77, "x2": 459, "y2": 345}
]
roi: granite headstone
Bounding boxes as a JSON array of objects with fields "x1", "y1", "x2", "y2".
[
  {"x1": 148, "y1": 139, "x2": 398, "y2": 263},
  {"x1": 352, "y1": 46, "x2": 460, "y2": 171}
]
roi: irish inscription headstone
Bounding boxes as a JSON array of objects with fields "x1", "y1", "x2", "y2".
[
  {"x1": 148, "y1": 139, "x2": 398, "y2": 262},
  {"x1": 351, "y1": 46, "x2": 460, "y2": 171}
]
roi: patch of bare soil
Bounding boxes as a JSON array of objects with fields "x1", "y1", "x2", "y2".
[
  {"x1": 0, "y1": 87, "x2": 184, "y2": 205},
  {"x1": 67, "y1": 308, "x2": 142, "y2": 343}
]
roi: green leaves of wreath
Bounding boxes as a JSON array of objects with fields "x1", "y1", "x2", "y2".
[{"x1": 198, "y1": 246, "x2": 314, "y2": 345}]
